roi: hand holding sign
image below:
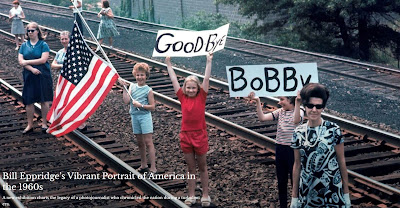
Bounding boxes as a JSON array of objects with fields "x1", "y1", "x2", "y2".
[{"x1": 153, "y1": 24, "x2": 229, "y2": 57}]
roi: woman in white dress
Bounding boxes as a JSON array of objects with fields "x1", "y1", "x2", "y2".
[{"x1": 9, "y1": 0, "x2": 25, "y2": 50}]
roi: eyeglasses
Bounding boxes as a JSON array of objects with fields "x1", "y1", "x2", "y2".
[
  {"x1": 304, "y1": 103, "x2": 324, "y2": 109},
  {"x1": 27, "y1": 29, "x2": 36, "y2": 33}
]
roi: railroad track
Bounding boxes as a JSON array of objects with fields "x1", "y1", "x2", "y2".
[
  {"x1": 0, "y1": 31, "x2": 187, "y2": 208},
  {"x1": 1, "y1": 14, "x2": 400, "y2": 208},
  {"x1": 0, "y1": 0, "x2": 399, "y2": 92}
]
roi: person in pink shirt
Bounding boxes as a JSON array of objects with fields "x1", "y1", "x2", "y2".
[{"x1": 165, "y1": 54, "x2": 213, "y2": 207}]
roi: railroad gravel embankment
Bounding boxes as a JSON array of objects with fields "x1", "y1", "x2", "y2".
[
  {"x1": 4, "y1": 7, "x2": 398, "y2": 134},
  {"x1": 1, "y1": 33, "x2": 380, "y2": 207},
  {"x1": 0, "y1": 39, "x2": 282, "y2": 208}
]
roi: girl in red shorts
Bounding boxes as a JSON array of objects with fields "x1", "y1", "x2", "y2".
[{"x1": 165, "y1": 54, "x2": 213, "y2": 207}]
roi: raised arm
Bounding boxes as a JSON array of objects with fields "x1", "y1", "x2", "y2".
[
  {"x1": 202, "y1": 53, "x2": 213, "y2": 93},
  {"x1": 293, "y1": 91, "x2": 303, "y2": 124},
  {"x1": 69, "y1": 0, "x2": 82, "y2": 9},
  {"x1": 165, "y1": 56, "x2": 180, "y2": 93},
  {"x1": 247, "y1": 92, "x2": 273, "y2": 121},
  {"x1": 97, "y1": 9, "x2": 103, "y2": 17},
  {"x1": 106, "y1": 8, "x2": 114, "y2": 18}
]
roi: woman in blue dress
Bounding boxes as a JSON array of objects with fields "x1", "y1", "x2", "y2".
[
  {"x1": 18, "y1": 22, "x2": 53, "y2": 134},
  {"x1": 290, "y1": 83, "x2": 351, "y2": 208},
  {"x1": 95, "y1": 0, "x2": 119, "y2": 52}
]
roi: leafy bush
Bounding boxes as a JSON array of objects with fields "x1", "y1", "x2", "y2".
[{"x1": 181, "y1": 11, "x2": 229, "y2": 31}]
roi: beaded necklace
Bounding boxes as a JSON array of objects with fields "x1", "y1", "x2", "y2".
[{"x1": 304, "y1": 119, "x2": 324, "y2": 148}]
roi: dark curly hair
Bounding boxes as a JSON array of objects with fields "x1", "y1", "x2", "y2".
[{"x1": 300, "y1": 83, "x2": 329, "y2": 107}]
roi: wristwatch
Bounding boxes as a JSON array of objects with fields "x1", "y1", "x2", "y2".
[{"x1": 141, "y1": 104, "x2": 144, "y2": 108}]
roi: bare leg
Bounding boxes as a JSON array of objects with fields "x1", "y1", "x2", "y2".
[
  {"x1": 20, "y1": 35, "x2": 24, "y2": 46},
  {"x1": 15, "y1": 36, "x2": 19, "y2": 49},
  {"x1": 109, "y1": 37, "x2": 113, "y2": 47},
  {"x1": 143, "y1": 133, "x2": 156, "y2": 172},
  {"x1": 196, "y1": 153, "x2": 209, "y2": 198},
  {"x1": 136, "y1": 134, "x2": 148, "y2": 168},
  {"x1": 41, "y1": 102, "x2": 50, "y2": 128},
  {"x1": 184, "y1": 153, "x2": 197, "y2": 197},
  {"x1": 25, "y1": 104, "x2": 34, "y2": 130}
]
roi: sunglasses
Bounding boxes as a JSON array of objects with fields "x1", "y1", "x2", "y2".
[
  {"x1": 27, "y1": 29, "x2": 36, "y2": 33},
  {"x1": 304, "y1": 103, "x2": 324, "y2": 109}
]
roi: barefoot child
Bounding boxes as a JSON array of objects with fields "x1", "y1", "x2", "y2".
[
  {"x1": 165, "y1": 54, "x2": 213, "y2": 207},
  {"x1": 121, "y1": 63, "x2": 157, "y2": 173}
]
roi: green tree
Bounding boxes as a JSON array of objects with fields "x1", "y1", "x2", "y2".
[
  {"x1": 216, "y1": 0, "x2": 400, "y2": 61},
  {"x1": 120, "y1": 0, "x2": 132, "y2": 18},
  {"x1": 182, "y1": 11, "x2": 229, "y2": 31}
]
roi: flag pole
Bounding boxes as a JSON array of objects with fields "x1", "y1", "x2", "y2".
[{"x1": 70, "y1": 1, "x2": 138, "y2": 105}]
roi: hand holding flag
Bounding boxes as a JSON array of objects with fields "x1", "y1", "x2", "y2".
[{"x1": 47, "y1": 22, "x2": 119, "y2": 137}]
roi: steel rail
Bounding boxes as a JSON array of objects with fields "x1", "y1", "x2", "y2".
[
  {"x1": 8, "y1": 0, "x2": 400, "y2": 76},
  {"x1": 3, "y1": 1, "x2": 400, "y2": 91},
  {"x1": 3, "y1": 13, "x2": 394, "y2": 152},
  {"x1": 0, "y1": 74, "x2": 187, "y2": 207},
  {"x1": 0, "y1": 80, "x2": 26, "y2": 208},
  {"x1": 0, "y1": 177, "x2": 25, "y2": 208},
  {"x1": 1, "y1": 17, "x2": 400, "y2": 206}
]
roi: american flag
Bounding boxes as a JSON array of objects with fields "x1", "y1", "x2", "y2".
[{"x1": 47, "y1": 22, "x2": 118, "y2": 137}]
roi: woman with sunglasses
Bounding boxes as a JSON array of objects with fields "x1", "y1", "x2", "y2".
[
  {"x1": 290, "y1": 83, "x2": 350, "y2": 208},
  {"x1": 9, "y1": 0, "x2": 25, "y2": 50},
  {"x1": 18, "y1": 22, "x2": 53, "y2": 134}
]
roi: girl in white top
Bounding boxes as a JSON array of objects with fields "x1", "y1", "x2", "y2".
[{"x1": 9, "y1": 0, "x2": 25, "y2": 50}]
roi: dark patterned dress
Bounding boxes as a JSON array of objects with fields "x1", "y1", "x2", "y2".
[
  {"x1": 292, "y1": 120, "x2": 346, "y2": 208},
  {"x1": 19, "y1": 40, "x2": 53, "y2": 105}
]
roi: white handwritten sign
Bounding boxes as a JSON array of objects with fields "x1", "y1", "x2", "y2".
[
  {"x1": 152, "y1": 24, "x2": 229, "y2": 57},
  {"x1": 226, "y1": 63, "x2": 319, "y2": 97}
]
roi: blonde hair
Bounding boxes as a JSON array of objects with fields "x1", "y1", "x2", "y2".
[
  {"x1": 182, "y1": 75, "x2": 201, "y2": 95},
  {"x1": 132, "y1": 62, "x2": 150, "y2": 79},
  {"x1": 26, "y1": 22, "x2": 46, "y2": 40},
  {"x1": 60, "y1": 30, "x2": 70, "y2": 37}
]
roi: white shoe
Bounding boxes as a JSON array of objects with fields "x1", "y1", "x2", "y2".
[
  {"x1": 15, "y1": 46, "x2": 19, "y2": 50},
  {"x1": 110, "y1": 46, "x2": 113, "y2": 49},
  {"x1": 184, "y1": 196, "x2": 196, "y2": 206},
  {"x1": 201, "y1": 196, "x2": 211, "y2": 207}
]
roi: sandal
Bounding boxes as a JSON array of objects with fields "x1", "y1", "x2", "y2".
[
  {"x1": 184, "y1": 196, "x2": 196, "y2": 206},
  {"x1": 201, "y1": 196, "x2": 211, "y2": 207},
  {"x1": 22, "y1": 127, "x2": 34, "y2": 134},
  {"x1": 137, "y1": 167, "x2": 149, "y2": 173}
]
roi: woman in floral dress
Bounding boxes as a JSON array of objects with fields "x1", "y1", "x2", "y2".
[
  {"x1": 96, "y1": 0, "x2": 119, "y2": 51},
  {"x1": 290, "y1": 83, "x2": 351, "y2": 208}
]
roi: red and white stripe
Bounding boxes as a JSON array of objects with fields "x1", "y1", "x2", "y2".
[{"x1": 47, "y1": 56, "x2": 118, "y2": 137}]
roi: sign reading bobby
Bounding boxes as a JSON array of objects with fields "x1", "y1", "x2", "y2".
[
  {"x1": 152, "y1": 24, "x2": 229, "y2": 57},
  {"x1": 226, "y1": 63, "x2": 318, "y2": 97}
]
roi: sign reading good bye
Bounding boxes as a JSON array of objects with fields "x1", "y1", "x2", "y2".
[
  {"x1": 226, "y1": 63, "x2": 318, "y2": 97},
  {"x1": 152, "y1": 24, "x2": 229, "y2": 57}
]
